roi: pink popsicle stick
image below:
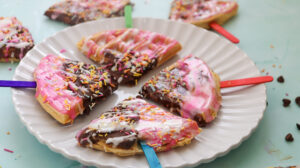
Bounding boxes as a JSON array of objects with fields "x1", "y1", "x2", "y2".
[
  {"x1": 220, "y1": 76, "x2": 273, "y2": 88},
  {"x1": 210, "y1": 22, "x2": 240, "y2": 44}
]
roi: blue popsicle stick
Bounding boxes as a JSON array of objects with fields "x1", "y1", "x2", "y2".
[
  {"x1": 0, "y1": 80, "x2": 36, "y2": 88},
  {"x1": 139, "y1": 141, "x2": 162, "y2": 168}
]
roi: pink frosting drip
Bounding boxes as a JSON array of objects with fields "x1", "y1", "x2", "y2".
[
  {"x1": 179, "y1": 55, "x2": 220, "y2": 123},
  {"x1": 34, "y1": 54, "x2": 82, "y2": 120}
]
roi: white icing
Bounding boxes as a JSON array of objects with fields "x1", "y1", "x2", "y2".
[
  {"x1": 135, "y1": 119, "x2": 183, "y2": 135},
  {"x1": 7, "y1": 41, "x2": 30, "y2": 48},
  {"x1": 106, "y1": 133, "x2": 136, "y2": 147}
]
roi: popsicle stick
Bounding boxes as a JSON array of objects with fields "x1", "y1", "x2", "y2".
[
  {"x1": 0, "y1": 80, "x2": 36, "y2": 88},
  {"x1": 220, "y1": 76, "x2": 273, "y2": 88},
  {"x1": 210, "y1": 22, "x2": 239, "y2": 44},
  {"x1": 125, "y1": 5, "x2": 133, "y2": 28},
  {"x1": 139, "y1": 141, "x2": 162, "y2": 168}
]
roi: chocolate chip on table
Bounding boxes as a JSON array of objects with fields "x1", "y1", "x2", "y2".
[
  {"x1": 282, "y1": 99, "x2": 291, "y2": 107},
  {"x1": 295, "y1": 97, "x2": 300, "y2": 107},
  {"x1": 297, "y1": 123, "x2": 300, "y2": 130},
  {"x1": 277, "y1": 76, "x2": 284, "y2": 83},
  {"x1": 285, "y1": 133, "x2": 294, "y2": 142}
]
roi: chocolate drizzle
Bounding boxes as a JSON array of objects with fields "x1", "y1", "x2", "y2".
[
  {"x1": 77, "y1": 103, "x2": 140, "y2": 149},
  {"x1": 103, "y1": 50, "x2": 158, "y2": 85},
  {"x1": 62, "y1": 60, "x2": 118, "y2": 114}
]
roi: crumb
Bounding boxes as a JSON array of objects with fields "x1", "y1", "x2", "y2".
[
  {"x1": 272, "y1": 64, "x2": 276, "y2": 68},
  {"x1": 295, "y1": 97, "x2": 300, "y2": 107},
  {"x1": 261, "y1": 69, "x2": 265, "y2": 73},
  {"x1": 285, "y1": 133, "x2": 294, "y2": 142},
  {"x1": 277, "y1": 76, "x2": 284, "y2": 83},
  {"x1": 8, "y1": 68, "x2": 12, "y2": 71},
  {"x1": 279, "y1": 65, "x2": 282, "y2": 69},
  {"x1": 296, "y1": 123, "x2": 300, "y2": 130},
  {"x1": 285, "y1": 93, "x2": 289, "y2": 96},
  {"x1": 270, "y1": 44, "x2": 274, "y2": 48},
  {"x1": 266, "y1": 72, "x2": 269, "y2": 75},
  {"x1": 282, "y1": 99, "x2": 291, "y2": 107},
  {"x1": 6, "y1": 131, "x2": 10, "y2": 135}
]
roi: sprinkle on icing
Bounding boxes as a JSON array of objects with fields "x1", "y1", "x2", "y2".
[
  {"x1": 141, "y1": 55, "x2": 221, "y2": 125},
  {"x1": 0, "y1": 17, "x2": 34, "y2": 60},
  {"x1": 77, "y1": 98, "x2": 200, "y2": 151},
  {"x1": 169, "y1": 0, "x2": 236, "y2": 22},
  {"x1": 78, "y1": 28, "x2": 181, "y2": 84},
  {"x1": 34, "y1": 54, "x2": 117, "y2": 121},
  {"x1": 45, "y1": 0, "x2": 131, "y2": 25}
]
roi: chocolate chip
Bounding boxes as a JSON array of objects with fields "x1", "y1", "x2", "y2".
[
  {"x1": 297, "y1": 123, "x2": 300, "y2": 130},
  {"x1": 285, "y1": 133, "x2": 294, "y2": 142},
  {"x1": 295, "y1": 97, "x2": 300, "y2": 107},
  {"x1": 277, "y1": 76, "x2": 284, "y2": 83},
  {"x1": 282, "y1": 99, "x2": 291, "y2": 107}
]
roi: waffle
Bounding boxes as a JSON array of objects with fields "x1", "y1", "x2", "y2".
[
  {"x1": 0, "y1": 17, "x2": 34, "y2": 62},
  {"x1": 77, "y1": 28, "x2": 182, "y2": 84},
  {"x1": 76, "y1": 97, "x2": 201, "y2": 156},
  {"x1": 45, "y1": 0, "x2": 132, "y2": 25},
  {"x1": 34, "y1": 54, "x2": 118, "y2": 125},
  {"x1": 169, "y1": 0, "x2": 238, "y2": 29},
  {"x1": 140, "y1": 55, "x2": 222, "y2": 127}
]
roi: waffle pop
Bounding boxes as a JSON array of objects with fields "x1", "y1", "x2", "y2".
[
  {"x1": 76, "y1": 97, "x2": 200, "y2": 156},
  {"x1": 169, "y1": 0, "x2": 238, "y2": 29},
  {"x1": 34, "y1": 55, "x2": 118, "y2": 124},
  {"x1": 77, "y1": 28, "x2": 182, "y2": 85},
  {"x1": 45, "y1": 0, "x2": 132, "y2": 25},
  {"x1": 140, "y1": 55, "x2": 222, "y2": 127},
  {"x1": 0, "y1": 17, "x2": 34, "y2": 62}
]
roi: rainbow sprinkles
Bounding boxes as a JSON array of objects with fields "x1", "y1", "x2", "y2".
[{"x1": 0, "y1": 17, "x2": 34, "y2": 62}]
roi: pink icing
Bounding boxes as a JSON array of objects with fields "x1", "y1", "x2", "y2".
[
  {"x1": 180, "y1": 55, "x2": 221, "y2": 123},
  {"x1": 60, "y1": 49, "x2": 67, "y2": 53},
  {"x1": 136, "y1": 102, "x2": 200, "y2": 150},
  {"x1": 34, "y1": 54, "x2": 81, "y2": 119}
]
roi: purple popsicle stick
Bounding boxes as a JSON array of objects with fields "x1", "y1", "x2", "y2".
[{"x1": 0, "y1": 80, "x2": 36, "y2": 88}]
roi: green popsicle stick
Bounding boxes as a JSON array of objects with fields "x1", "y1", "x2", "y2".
[{"x1": 125, "y1": 5, "x2": 133, "y2": 28}]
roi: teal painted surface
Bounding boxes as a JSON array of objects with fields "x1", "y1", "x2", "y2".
[{"x1": 0, "y1": 0, "x2": 299, "y2": 167}]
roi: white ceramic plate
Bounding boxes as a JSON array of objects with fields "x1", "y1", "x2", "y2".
[{"x1": 12, "y1": 18, "x2": 266, "y2": 168}]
